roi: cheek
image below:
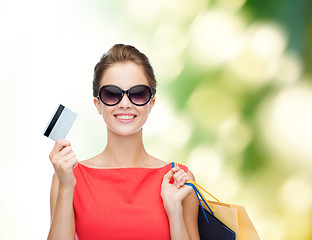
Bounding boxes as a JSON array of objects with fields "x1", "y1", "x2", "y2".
[
  {"x1": 138, "y1": 105, "x2": 149, "y2": 115},
  {"x1": 101, "y1": 106, "x2": 113, "y2": 122},
  {"x1": 139, "y1": 108, "x2": 150, "y2": 122}
]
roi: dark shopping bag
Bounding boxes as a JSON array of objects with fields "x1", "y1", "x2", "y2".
[{"x1": 198, "y1": 203, "x2": 235, "y2": 240}]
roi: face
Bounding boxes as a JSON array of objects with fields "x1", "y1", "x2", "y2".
[{"x1": 94, "y1": 62, "x2": 155, "y2": 136}]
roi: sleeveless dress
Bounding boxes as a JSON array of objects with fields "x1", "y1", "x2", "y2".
[{"x1": 73, "y1": 162, "x2": 188, "y2": 240}]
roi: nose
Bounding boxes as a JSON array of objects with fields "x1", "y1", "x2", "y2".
[{"x1": 118, "y1": 93, "x2": 132, "y2": 108}]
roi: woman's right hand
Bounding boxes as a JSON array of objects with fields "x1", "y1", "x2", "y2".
[{"x1": 49, "y1": 139, "x2": 78, "y2": 190}]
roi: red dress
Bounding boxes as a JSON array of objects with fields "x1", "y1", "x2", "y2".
[{"x1": 73, "y1": 162, "x2": 188, "y2": 240}]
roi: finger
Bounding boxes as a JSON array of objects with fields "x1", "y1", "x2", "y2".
[
  {"x1": 73, "y1": 162, "x2": 78, "y2": 168},
  {"x1": 68, "y1": 157, "x2": 78, "y2": 168},
  {"x1": 173, "y1": 169, "x2": 186, "y2": 179},
  {"x1": 50, "y1": 146, "x2": 73, "y2": 164},
  {"x1": 50, "y1": 140, "x2": 71, "y2": 159},
  {"x1": 63, "y1": 157, "x2": 78, "y2": 170},
  {"x1": 180, "y1": 174, "x2": 191, "y2": 186},
  {"x1": 163, "y1": 169, "x2": 174, "y2": 184},
  {"x1": 63, "y1": 151, "x2": 76, "y2": 162},
  {"x1": 55, "y1": 139, "x2": 71, "y2": 151},
  {"x1": 173, "y1": 171, "x2": 187, "y2": 187},
  {"x1": 171, "y1": 166, "x2": 180, "y2": 173},
  {"x1": 173, "y1": 171, "x2": 187, "y2": 188},
  {"x1": 60, "y1": 146, "x2": 73, "y2": 155},
  {"x1": 51, "y1": 151, "x2": 75, "y2": 169}
]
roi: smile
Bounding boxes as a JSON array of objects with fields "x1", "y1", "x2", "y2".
[
  {"x1": 116, "y1": 115, "x2": 134, "y2": 120},
  {"x1": 114, "y1": 114, "x2": 137, "y2": 122}
]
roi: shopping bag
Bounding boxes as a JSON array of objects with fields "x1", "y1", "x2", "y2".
[
  {"x1": 171, "y1": 162, "x2": 260, "y2": 240},
  {"x1": 207, "y1": 201, "x2": 260, "y2": 240},
  {"x1": 197, "y1": 202, "x2": 236, "y2": 240},
  {"x1": 189, "y1": 181, "x2": 260, "y2": 240},
  {"x1": 171, "y1": 163, "x2": 235, "y2": 240}
]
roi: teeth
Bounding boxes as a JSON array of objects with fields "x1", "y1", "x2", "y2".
[{"x1": 116, "y1": 115, "x2": 134, "y2": 120}]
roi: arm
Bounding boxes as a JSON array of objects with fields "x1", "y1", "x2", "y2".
[
  {"x1": 161, "y1": 167, "x2": 200, "y2": 240},
  {"x1": 48, "y1": 173, "x2": 76, "y2": 240},
  {"x1": 182, "y1": 170, "x2": 200, "y2": 239},
  {"x1": 47, "y1": 140, "x2": 77, "y2": 240}
]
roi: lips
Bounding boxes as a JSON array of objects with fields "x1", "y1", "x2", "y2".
[{"x1": 114, "y1": 113, "x2": 137, "y2": 122}]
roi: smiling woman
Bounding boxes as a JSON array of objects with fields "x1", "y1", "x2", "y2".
[
  {"x1": 47, "y1": 44, "x2": 200, "y2": 240},
  {"x1": 94, "y1": 61, "x2": 155, "y2": 137}
]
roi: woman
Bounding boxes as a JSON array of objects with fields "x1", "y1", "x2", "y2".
[{"x1": 48, "y1": 44, "x2": 200, "y2": 240}]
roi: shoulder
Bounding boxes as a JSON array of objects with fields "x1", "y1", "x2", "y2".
[
  {"x1": 147, "y1": 157, "x2": 169, "y2": 168},
  {"x1": 78, "y1": 155, "x2": 103, "y2": 168},
  {"x1": 187, "y1": 168, "x2": 196, "y2": 181},
  {"x1": 78, "y1": 159, "x2": 92, "y2": 167}
]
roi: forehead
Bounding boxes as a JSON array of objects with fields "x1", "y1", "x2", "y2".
[{"x1": 100, "y1": 62, "x2": 148, "y2": 89}]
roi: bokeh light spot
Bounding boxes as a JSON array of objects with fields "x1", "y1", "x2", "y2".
[
  {"x1": 275, "y1": 51, "x2": 302, "y2": 84},
  {"x1": 163, "y1": 115, "x2": 192, "y2": 147},
  {"x1": 188, "y1": 146, "x2": 223, "y2": 184},
  {"x1": 128, "y1": 0, "x2": 164, "y2": 20},
  {"x1": 258, "y1": 83, "x2": 312, "y2": 168},
  {"x1": 191, "y1": 9, "x2": 245, "y2": 68},
  {"x1": 217, "y1": 114, "x2": 253, "y2": 154},
  {"x1": 188, "y1": 84, "x2": 239, "y2": 132},
  {"x1": 279, "y1": 176, "x2": 312, "y2": 214},
  {"x1": 217, "y1": 0, "x2": 247, "y2": 9},
  {"x1": 152, "y1": 22, "x2": 187, "y2": 82},
  {"x1": 228, "y1": 22, "x2": 287, "y2": 86}
]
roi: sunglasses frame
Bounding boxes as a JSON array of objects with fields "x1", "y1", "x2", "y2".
[{"x1": 98, "y1": 84, "x2": 153, "y2": 106}]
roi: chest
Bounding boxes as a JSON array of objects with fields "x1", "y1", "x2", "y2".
[{"x1": 73, "y1": 169, "x2": 170, "y2": 240}]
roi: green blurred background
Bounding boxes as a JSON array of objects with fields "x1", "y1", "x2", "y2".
[{"x1": 1, "y1": 0, "x2": 312, "y2": 239}]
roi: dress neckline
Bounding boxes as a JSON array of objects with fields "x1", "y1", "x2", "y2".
[{"x1": 77, "y1": 162, "x2": 172, "y2": 171}]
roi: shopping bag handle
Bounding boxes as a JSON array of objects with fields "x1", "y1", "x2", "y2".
[
  {"x1": 171, "y1": 162, "x2": 220, "y2": 223},
  {"x1": 186, "y1": 180, "x2": 220, "y2": 203}
]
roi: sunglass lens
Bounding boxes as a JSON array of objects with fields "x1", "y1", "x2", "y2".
[
  {"x1": 100, "y1": 86, "x2": 122, "y2": 105},
  {"x1": 129, "y1": 86, "x2": 151, "y2": 105}
]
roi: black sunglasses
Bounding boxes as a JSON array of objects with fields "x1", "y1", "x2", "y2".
[{"x1": 98, "y1": 84, "x2": 153, "y2": 106}]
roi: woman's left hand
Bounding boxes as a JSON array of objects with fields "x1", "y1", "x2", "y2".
[{"x1": 161, "y1": 166, "x2": 193, "y2": 214}]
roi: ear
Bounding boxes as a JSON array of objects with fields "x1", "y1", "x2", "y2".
[
  {"x1": 94, "y1": 98, "x2": 102, "y2": 114},
  {"x1": 148, "y1": 97, "x2": 155, "y2": 113}
]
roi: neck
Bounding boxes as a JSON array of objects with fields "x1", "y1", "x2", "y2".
[{"x1": 101, "y1": 128, "x2": 149, "y2": 168}]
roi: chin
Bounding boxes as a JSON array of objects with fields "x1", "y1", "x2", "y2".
[{"x1": 107, "y1": 126, "x2": 143, "y2": 137}]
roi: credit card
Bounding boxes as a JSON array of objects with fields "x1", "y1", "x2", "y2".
[{"x1": 43, "y1": 104, "x2": 77, "y2": 141}]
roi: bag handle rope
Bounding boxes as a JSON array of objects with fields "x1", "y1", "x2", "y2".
[{"x1": 171, "y1": 162, "x2": 220, "y2": 223}]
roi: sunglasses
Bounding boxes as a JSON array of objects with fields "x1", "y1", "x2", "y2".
[{"x1": 98, "y1": 84, "x2": 153, "y2": 106}]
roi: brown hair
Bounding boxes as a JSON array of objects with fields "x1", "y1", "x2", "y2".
[{"x1": 93, "y1": 44, "x2": 157, "y2": 97}]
